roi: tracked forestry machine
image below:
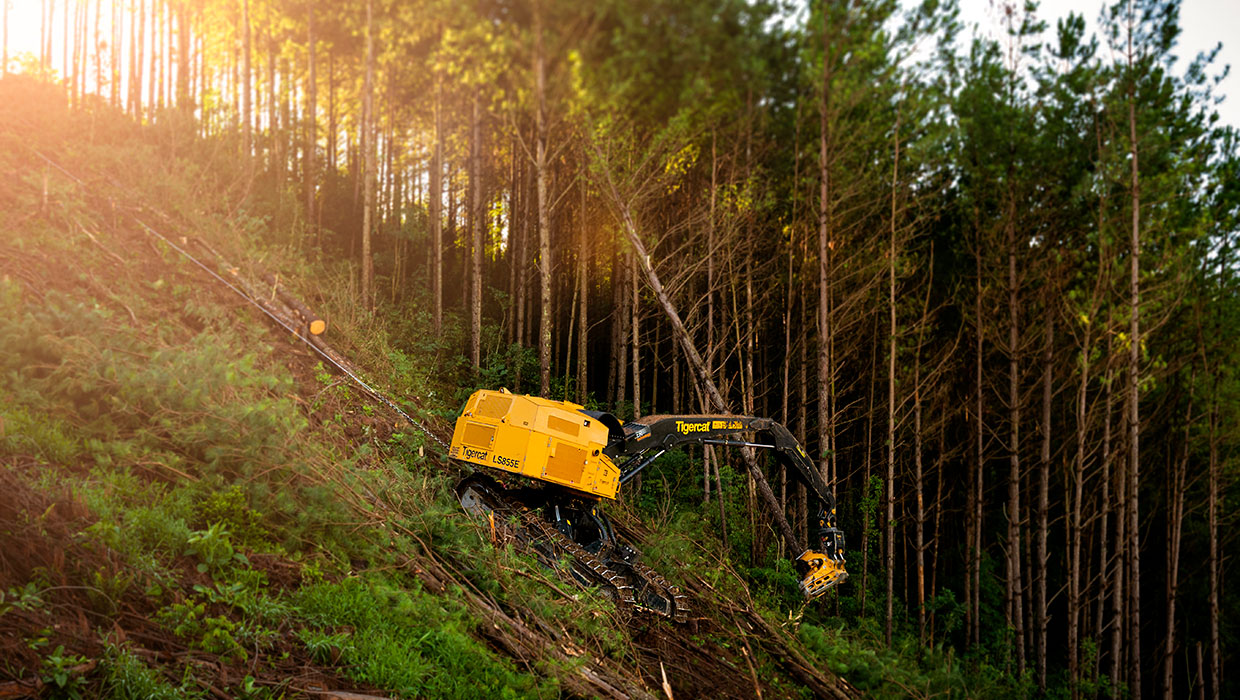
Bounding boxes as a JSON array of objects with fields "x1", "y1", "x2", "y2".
[{"x1": 449, "y1": 389, "x2": 847, "y2": 621}]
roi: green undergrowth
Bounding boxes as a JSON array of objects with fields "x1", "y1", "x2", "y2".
[
  {"x1": 0, "y1": 99, "x2": 589, "y2": 696},
  {"x1": 0, "y1": 264, "x2": 594, "y2": 696}
]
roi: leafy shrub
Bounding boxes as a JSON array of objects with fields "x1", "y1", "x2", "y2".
[
  {"x1": 184, "y1": 523, "x2": 249, "y2": 575},
  {"x1": 39, "y1": 645, "x2": 89, "y2": 700},
  {"x1": 195, "y1": 485, "x2": 264, "y2": 547}
]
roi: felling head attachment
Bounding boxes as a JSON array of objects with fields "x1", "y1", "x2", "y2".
[
  {"x1": 797, "y1": 547, "x2": 849, "y2": 598},
  {"x1": 796, "y1": 527, "x2": 849, "y2": 598}
]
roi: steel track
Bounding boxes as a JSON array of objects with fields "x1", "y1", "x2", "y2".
[{"x1": 458, "y1": 474, "x2": 689, "y2": 622}]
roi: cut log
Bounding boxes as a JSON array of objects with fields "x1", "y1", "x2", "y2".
[{"x1": 264, "y1": 273, "x2": 327, "y2": 335}]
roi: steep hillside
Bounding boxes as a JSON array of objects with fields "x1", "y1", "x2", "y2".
[{"x1": 0, "y1": 76, "x2": 875, "y2": 699}]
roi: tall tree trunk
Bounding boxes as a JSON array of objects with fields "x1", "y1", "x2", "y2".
[
  {"x1": 861, "y1": 317, "x2": 876, "y2": 616},
  {"x1": 707, "y1": 131, "x2": 717, "y2": 396},
  {"x1": 972, "y1": 250, "x2": 984, "y2": 649},
  {"x1": 914, "y1": 325, "x2": 925, "y2": 642},
  {"x1": 1163, "y1": 380, "x2": 1191, "y2": 700},
  {"x1": 241, "y1": 0, "x2": 252, "y2": 153},
  {"x1": 781, "y1": 218, "x2": 797, "y2": 558},
  {"x1": 913, "y1": 265, "x2": 931, "y2": 643},
  {"x1": 1112, "y1": 387, "x2": 1127, "y2": 698},
  {"x1": 744, "y1": 236, "x2": 759, "y2": 562},
  {"x1": 930, "y1": 422, "x2": 945, "y2": 641},
  {"x1": 125, "y1": 0, "x2": 135, "y2": 112},
  {"x1": 470, "y1": 94, "x2": 482, "y2": 370},
  {"x1": 1037, "y1": 313, "x2": 1053, "y2": 691},
  {"x1": 1095, "y1": 103, "x2": 1114, "y2": 689},
  {"x1": 533, "y1": 3, "x2": 551, "y2": 396},
  {"x1": 705, "y1": 131, "x2": 717, "y2": 505},
  {"x1": 134, "y1": 0, "x2": 145, "y2": 117},
  {"x1": 1208, "y1": 382, "x2": 1220, "y2": 700},
  {"x1": 631, "y1": 251, "x2": 640, "y2": 418},
  {"x1": 164, "y1": 1, "x2": 171, "y2": 109},
  {"x1": 616, "y1": 256, "x2": 629, "y2": 410},
  {"x1": 95, "y1": 0, "x2": 102, "y2": 98},
  {"x1": 798, "y1": 242, "x2": 809, "y2": 544},
  {"x1": 360, "y1": 0, "x2": 374, "y2": 311},
  {"x1": 70, "y1": 0, "x2": 80, "y2": 107},
  {"x1": 1069, "y1": 312, "x2": 1091, "y2": 700},
  {"x1": 149, "y1": 0, "x2": 158, "y2": 113},
  {"x1": 39, "y1": 0, "x2": 45, "y2": 73},
  {"x1": 176, "y1": 1, "x2": 189, "y2": 111},
  {"x1": 1006, "y1": 199, "x2": 1025, "y2": 676},
  {"x1": 885, "y1": 106, "x2": 899, "y2": 648},
  {"x1": 112, "y1": 0, "x2": 120, "y2": 109},
  {"x1": 304, "y1": 3, "x2": 315, "y2": 236},
  {"x1": 577, "y1": 172, "x2": 588, "y2": 404},
  {"x1": 267, "y1": 26, "x2": 278, "y2": 177},
  {"x1": 1125, "y1": 11, "x2": 1143, "y2": 693},
  {"x1": 516, "y1": 161, "x2": 530, "y2": 351},
  {"x1": 507, "y1": 142, "x2": 520, "y2": 345},
  {"x1": 431, "y1": 76, "x2": 443, "y2": 335},
  {"x1": 817, "y1": 1, "x2": 834, "y2": 491},
  {"x1": 327, "y1": 50, "x2": 336, "y2": 170}
]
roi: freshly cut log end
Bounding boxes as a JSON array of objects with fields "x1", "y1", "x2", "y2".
[{"x1": 308, "y1": 319, "x2": 327, "y2": 335}]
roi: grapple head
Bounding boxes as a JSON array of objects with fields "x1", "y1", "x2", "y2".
[{"x1": 796, "y1": 528, "x2": 848, "y2": 598}]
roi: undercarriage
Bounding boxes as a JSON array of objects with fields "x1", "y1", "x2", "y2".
[{"x1": 456, "y1": 473, "x2": 690, "y2": 622}]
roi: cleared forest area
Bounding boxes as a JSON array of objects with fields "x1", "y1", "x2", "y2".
[{"x1": 1, "y1": 0, "x2": 1238, "y2": 698}]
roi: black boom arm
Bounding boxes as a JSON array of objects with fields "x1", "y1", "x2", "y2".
[{"x1": 587, "y1": 413, "x2": 841, "y2": 547}]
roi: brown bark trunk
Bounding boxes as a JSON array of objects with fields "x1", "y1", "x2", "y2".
[
  {"x1": 972, "y1": 253, "x2": 984, "y2": 648},
  {"x1": 616, "y1": 257, "x2": 628, "y2": 410},
  {"x1": 242, "y1": 0, "x2": 252, "y2": 153},
  {"x1": 95, "y1": 0, "x2": 102, "y2": 98},
  {"x1": 817, "y1": 4, "x2": 834, "y2": 492},
  {"x1": 470, "y1": 94, "x2": 482, "y2": 370},
  {"x1": 1037, "y1": 314, "x2": 1053, "y2": 691},
  {"x1": 327, "y1": 50, "x2": 336, "y2": 170},
  {"x1": 149, "y1": 0, "x2": 158, "y2": 113},
  {"x1": 631, "y1": 251, "x2": 640, "y2": 418},
  {"x1": 1208, "y1": 392, "x2": 1220, "y2": 700},
  {"x1": 885, "y1": 107, "x2": 899, "y2": 648},
  {"x1": 431, "y1": 77, "x2": 443, "y2": 335},
  {"x1": 517, "y1": 160, "x2": 530, "y2": 350},
  {"x1": 1163, "y1": 386, "x2": 1190, "y2": 700},
  {"x1": 134, "y1": 0, "x2": 145, "y2": 117},
  {"x1": 126, "y1": 0, "x2": 135, "y2": 113},
  {"x1": 304, "y1": 4, "x2": 315, "y2": 236},
  {"x1": 1112, "y1": 387, "x2": 1127, "y2": 698},
  {"x1": 176, "y1": 1, "x2": 189, "y2": 111},
  {"x1": 913, "y1": 268, "x2": 931, "y2": 642},
  {"x1": 533, "y1": 4, "x2": 551, "y2": 396},
  {"x1": 360, "y1": 0, "x2": 374, "y2": 311},
  {"x1": 269, "y1": 39, "x2": 281, "y2": 180},
  {"x1": 1006, "y1": 204, "x2": 1025, "y2": 675},
  {"x1": 1125, "y1": 14, "x2": 1143, "y2": 693},
  {"x1": 1069, "y1": 316, "x2": 1091, "y2": 700},
  {"x1": 576, "y1": 172, "x2": 588, "y2": 404},
  {"x1": 860, "y1": 317, "x2": 876, "y2": 616}
]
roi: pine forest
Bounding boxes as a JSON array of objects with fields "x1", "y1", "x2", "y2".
[{"x1": 0, "y1": 0, "x2": 1237, "y2": 698}]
